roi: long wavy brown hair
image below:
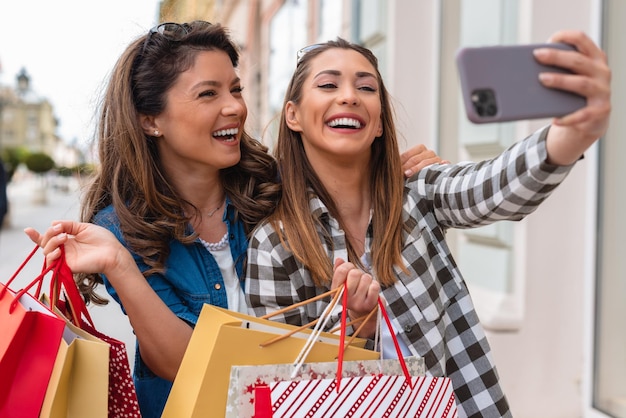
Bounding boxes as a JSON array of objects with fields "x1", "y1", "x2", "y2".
[
  {"x1": 270, "y1": 38, "x2": 406, "y2": 288},
  {"x1": 80, "y1": 22, "x2": 280, "y2": 304}
]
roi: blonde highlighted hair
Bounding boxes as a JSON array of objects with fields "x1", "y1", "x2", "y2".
[{"x1": 270, "y1": 38, "x2": 406, "y2": 287}]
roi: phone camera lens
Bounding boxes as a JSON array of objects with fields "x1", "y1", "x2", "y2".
[{"x1": 471, "y1": 89, "x2": 498, "y2": 118}]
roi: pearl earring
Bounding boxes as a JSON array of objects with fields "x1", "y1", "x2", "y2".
[{"x1": 153, "y1": 130, "x2": 159, "y2": 136}]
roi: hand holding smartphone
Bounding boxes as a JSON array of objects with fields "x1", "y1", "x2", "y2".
[{"x1": 456, "y1": 43, "x2": 587, "y2": 124}]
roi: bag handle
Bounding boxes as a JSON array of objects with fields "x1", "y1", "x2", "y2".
[
  {"x1": 329, "y1": 305, "x2": 378, "y2": 346},
  {"x1": 0, "y1": 244, "x2": 41, "y2": 300},
  {"x1": 259, "y1": 284, "x2": 377, "y2": 346},
  {"x1": 259, "y1": 286, "x2": 343, "y2": 348},
  {"x1": 287, "y1": 281, "x2": 413, "y2": 390},
  {"x1": 289, "y1": 285, "x2": 345, "y2": 378},
  {"x1": 48, "y1": 244, "x2": 95, "y2": 329},
  {"x1": 3, "y1": 246, "x2": 58, "y2": 313},
  {"x1": 260, "y1": 286, "x2": 342, "y2": 320},
  {"x1": 334, "y1": 284, "x2": 412, "y2": 391},
  {"x1": 256, "y1": 281, "x2": 413, "y2": 389},
  {"x1": 335, "y1": 282, "x2": 349, "y2": 389},
  {"x1": 2, "y1": 244, "x2": 94, "y2": 328},
  {"x1": 374, "y1": 297, "x2": 412, "y2": 388}
]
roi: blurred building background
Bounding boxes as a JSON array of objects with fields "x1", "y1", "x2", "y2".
[
  {"x1": 0, "y1": 68, "x2": 83, "y2": 171},
  {"x1": 155, "y1": 1, "x2": 623, "y2": 417},
  {"x1": 1, "y1": 1, "x2": 620, "y2": 417}
]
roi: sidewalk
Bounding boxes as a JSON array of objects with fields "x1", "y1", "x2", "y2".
[{"x1": 0, "y1": 176, "x2": 136, "y2": 366}]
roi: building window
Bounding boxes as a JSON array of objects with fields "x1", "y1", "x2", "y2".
[
  {"x1": 449, "y1": 0, "x2": 521, "y2": 330},
  {"x1": 26, "y1": 110, "x2": 39, "y2": 142},
  {"x1": 352, "y1": 0, "x2": 387, "y2": 76},
  {"x1": 265, "y1": 0, "x2": 308, "y2": 147},
  {"x1": 354, "y1": 0, "x2": 386, "y2": 45},
  {"x1": 268, "y1": 0, "x2": 308, "y2": 118},
  {"x1": 317, "y1": 0, "x2": 342, "y2": 42},
  {"x1": 1, "y1": 108, "x2": 14, "y2": 122}
]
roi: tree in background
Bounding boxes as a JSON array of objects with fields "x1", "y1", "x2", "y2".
[
  {"x1": 1, "y1": 146, "x2": 29, "y2": 182},
  {"x1": 24, "y1": 151, "x2": 55, "y2": 205}
]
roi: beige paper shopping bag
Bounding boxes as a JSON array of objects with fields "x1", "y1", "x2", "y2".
[
  {"x1": 162, "y1": 303, "x2": 379, "y2": 417},
  {"x1": 40, "y1": 295, "x2": 109, "y2": 418}
]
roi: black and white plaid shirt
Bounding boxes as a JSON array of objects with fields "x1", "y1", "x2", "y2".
[{"x1": 246, "y1": 126, "x2": 572, "y2": 417}]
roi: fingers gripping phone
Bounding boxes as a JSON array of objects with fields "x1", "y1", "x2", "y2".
[{"x1": 456, "y1": 43, "x2": 587, "y2": 124}]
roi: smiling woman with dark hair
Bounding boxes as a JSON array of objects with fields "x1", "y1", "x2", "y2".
[{"x1": 24, "y1": 21, "x2": 280, "y2": 417}]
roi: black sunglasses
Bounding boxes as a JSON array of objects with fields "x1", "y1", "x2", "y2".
[{"x1": 140, "y1": 21, "x2": 212, "y2": 56}]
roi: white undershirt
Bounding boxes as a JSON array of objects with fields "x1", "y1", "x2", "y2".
[
  {"x1": 360, "y1": 252, "x2": 412, "y2": 359},
  {"x1": 202, "y1": 238, "x2": 247, "y2": 314}
]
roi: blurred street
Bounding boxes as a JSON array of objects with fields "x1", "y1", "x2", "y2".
[{"x1": 0, "y1": 174, "x2": 136, "y2": 366}]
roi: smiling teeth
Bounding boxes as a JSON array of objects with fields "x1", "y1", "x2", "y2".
[
  {"x1": 328, "y1": 118, "x2": 362, "y2": 128},
  {"x1": 213, "y1": 128, "x2": 238, "y2": 137}
]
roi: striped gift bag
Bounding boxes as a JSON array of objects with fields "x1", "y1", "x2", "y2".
[
  {"x1": 227, "y1": 357, "x2": 426, "y2": 417},
  {"x1": 232, "y1": 289, "x2": 458, "y2": 417},
  {"x1": 254, "y1": 373, "x2": 457, "y2": 418}
]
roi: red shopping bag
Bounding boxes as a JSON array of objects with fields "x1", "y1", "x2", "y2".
[
  {"x1": 0, "y1": 246, "x2": 66, "y2": 418},
  {"x1": 67, "y1": 314, "x2": 141, "y2": 417},
  {"x1": 49, "y1": 245, "x2": 141, "y2": 418},
  {"x1": 252, "y1": 292, "x2": 458, "y2": 417}
]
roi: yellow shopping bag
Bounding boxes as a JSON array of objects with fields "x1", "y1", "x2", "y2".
[
  {"x1": 39, "y1": 295, "x2": 109, "y2": 418},
  {"x1": 162, "y1": 288, "x2": 379, "y2": 417},
  {"x1": 39, "y1": 244, "x2": 141, "y2": 417}
]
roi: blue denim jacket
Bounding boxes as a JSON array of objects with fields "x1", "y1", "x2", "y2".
[{"x1": 94, "y1": 199, "x2": 248, "y2": 418}]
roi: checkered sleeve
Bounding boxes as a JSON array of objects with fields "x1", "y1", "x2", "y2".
[{"x1": 408, "y1": 125, "x2": 574, "y2": 228}]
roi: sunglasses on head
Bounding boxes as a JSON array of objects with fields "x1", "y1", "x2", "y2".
[
  {"x1": 296, "y1": 43, "x2": 325, "y2": 64},
  {"x1": 141, "y1": 21, "x2": 212, "y2": 56}
]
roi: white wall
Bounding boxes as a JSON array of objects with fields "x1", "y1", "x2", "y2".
[
  {"x1": 389, "y1": 0, "x2": 601, "y2": 416},
  {"x1": 386, "y1": 0, "x2": 440, "y2": 153},
  {"x1": 487, "y1": 2, "x2": 597, "y2": 416}
]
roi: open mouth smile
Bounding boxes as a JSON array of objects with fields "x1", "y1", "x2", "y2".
[
  {"x1": 212, "y1": 127, "x2": 238, "y2": 142},
  {"x1": 327, "y1": 118, "x2": 362, "y2": 129}
]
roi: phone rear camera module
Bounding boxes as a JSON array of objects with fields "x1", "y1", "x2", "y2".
[{"x1": 471, "y1": 89, "x2": 498, "y2": 117}]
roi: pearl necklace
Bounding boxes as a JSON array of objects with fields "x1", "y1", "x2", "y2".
[{"x1": 199, "y1": 232, "x2": 229, "y2": 251}]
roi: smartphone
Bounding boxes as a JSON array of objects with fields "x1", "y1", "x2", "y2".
[{"x1": 456, "y1": 43, "x2": 587, "y2": 124}]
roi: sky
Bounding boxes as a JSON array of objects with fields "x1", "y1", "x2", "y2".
[{"x1": 0, "y1": 0, "x2": 161, "y2": 149}]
